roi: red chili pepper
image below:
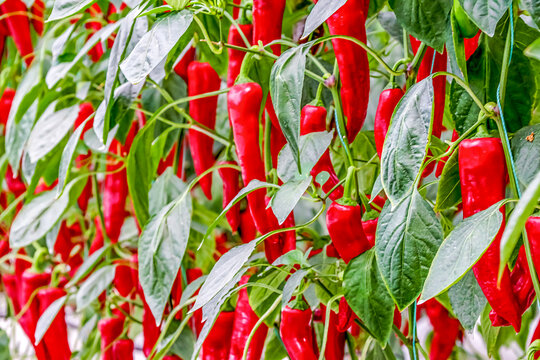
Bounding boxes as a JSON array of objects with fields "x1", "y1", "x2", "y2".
[
  {"x1": 239, "y1": 209, "x2": 257, "y2": 243},
  {"x1": 459, "y1": 138, "x2": 521, "y2": 331},
  {"x1": 300, "y1": 105, "x2": 343, "y2": 200},
  {"x1": 317, "y1": 0, "x2": 369, "y2": 143},
  {"x1": 30, "y1": 0, "x2": 44, "y2": 35},
  {"x1": 227, "y1": 24, "x2": 253, "y2": 87},
  {"x1": 2, "y1": 273, "x2": 21, "y2": 313},
  {"x1": 320, "y1": 304, "x2": 345, "y2": 360},
  {"x1": 173, "y1": 46, "x2": 195, "y2": 83},
  {"x1": 6, "y1": 165, "x2": 26, "y2": 197},
  {"x1": 141, "y1": 292, "x2": 160, "y2": 357},
  {"x1": 202, "y1": 311, "x2": 235, "y2": 360},
  {"x1": 228, "y1": 275, "x2": 268, "y2": 360},
  {"x1": 326, "y1": 201, "x2": 371, "y2": 264},
  {"x1": 362, "y1": 218, "x2": 378, "y2": 248},
  {"x1": 37, "y1": 287, "x2": 71, "y2": 360},
  {"x1": 114, "y1": 259, "x2": 136, "y2": 298},
  {"x1": 374, "y1": 88, "x2": 405, "y2": 158},
  {"x1": 252, "y1": 0, "x2": 285, "y2": 56},
  {"x1": 227, "y1": 82, "x2": 287, "y2": 262},
  {"x1": 112, "y1": 339, "x2": 134, "y2": 360},
  {"x1": 54, "y1": 222, "x2": 83, "y2": 274},
  {"x1": 186, "y1": 268, "x2": 204, "y2": 336},
  {"x1": 464, "y1": 31, "x2": 481, "y2": 61},
  {"x1": 171, "y1": 267, "x2": 183, "y2": 320},
  {"x1": 98, "y1": 317, "x2": 124, "y2": 360},
  {"x1": 86, "y1": 4, "x2": 104, "y2": 62},
  {"x1": 280, "y1": 305, "x2": 319, "y2": 360},
  {"x1": 0, "y1": 0, "x2": 34, "y2": 65},
  {"x1": 187, "y1": 61, "x2": 221, "y2": 200},
  {"x1": 232, "y1": 0, "x2": 241, "y2": 19},
  {"x1": 218, "y1": 161, "x2": 241, "y2": 233},
  {"x1": 20, "y1": 270, "x2": 50, "y2": 360},
  {"x1": 157, "y1": 143, "x2": 177, "y2": 175},
  {"x1": 526, "y1": 217, "x2": 540, "y2": 273},
  {"x1": 0, "y1": 88, "x2": 15, "y2": 131},
  {"x1": 90, "y1": 216, "x2": 104, "y2": 254},
  {"x1": 0, "y1": 19, "x2": 8, "y2": 62},
  {"x1": 424, "y1": 299, "x2": 461, "y2": 360},
  {"x1": 74, "y1": 102, "x2": 95, "y2": 212},
  {"x1": 103, "y1": 122, "x2": 137, "y2": 243}
]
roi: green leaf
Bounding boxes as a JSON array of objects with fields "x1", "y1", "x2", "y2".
[
  {"x1": 126, "y1": 120, "x2": 155, "y2": 228},
  {"x1": 139, "y1": 192, "x2": 192, "y2": 324},
  {"x1": 57, "y1": 116, "x2": 92, "y2": 196},
  {"x1": 76, "y1": 265, "x2": 116, "y2": 311},
  {"x1": 282, "y1": 269, "x2": 308, "y2": 308},
  {"x1": 148, "y1": 168, "x2": 185, "y2": 217},
  {"x1": 459, "y1": 0, "x2": 509, "y2": 37},
  {"x1": 421, "y1": 201, "x2": 504, "y2": 301},
  {"x1": 511, "y1": 124, "x2": 540, "y2": 191},
  {"x1": 0, "y1": 329, "x2": 11, "y2": 360},
  {"x1": 388, "y1": 0, "x2": 452, "y2": 52},
  {"x1": 9, "y1": 177, "x2": 86, "y2": 248},
  {"x1": 35, "y1": 295, "x2": 68, "y2": 345},
  {"x1": 522, "y1": 0, "x2": 540, "y2": 28},
  {"x1": 26, "y1": 104, "x2": 79, "y2": 165},
  {"x1": 248, "y1": 267, "x2": 288, "y2": 325},
  {"x1": 270, "y1": 43, "x2": 312, "y2": 170},
  {"x1": 448, "y1": 270, "x2": 487, "y2": 331},
  {"x1": 301, "y1": 0, "x2": 346, "y2": 39},
  {"x1": 263, "y1": 329, "x2": 288, "y2": 360},
  {"x1": 434, "y1": 150, "x2": 462, "y2": 211},
  {"x1": 192, "y1": 240, "x2": 258, "y2": 312},
  {"x1": 47, "y1": 0, "x2": 95, "y2": 21},
  {"x1": 270, "y1": 177, "x2": 312, "y2": 225},
  {"x1": 449, "y1": 9, "x2": 468, "y2": 81},
  {"x1": 46, "y1": 23, "x2": 120, "y2": 88},
  {"x1": 480, "y1": 305, "x2": 501, "y2": 358},
  {"x1": 67, "y1": 246, "x2": 110, "y2": 287},
  {"x1": 375, "y1": 189, "x2": 443, "y2": 310},
  {"x1": 120, "y1": 10, "x2": 193, "y2": 84},
  {"x1": 381, "y1": 78, "x2": 433, "y2": 205},
  {"x1": 525, "y1": 38, "x2": 540, "y2": 62},
  {"x1": 344, "y1": 250, "x2": 395, "y2": 345},
  {"x1": 500, "y1": 171, "x2": 540, "y2": 274}
]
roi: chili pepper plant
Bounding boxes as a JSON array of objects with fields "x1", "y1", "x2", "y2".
[{"x1": 0, "y1": 0, "x2": 539, "y2": 359}]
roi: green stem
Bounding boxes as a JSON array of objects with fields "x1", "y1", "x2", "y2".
[
  {"x1": 408, "y1": 306, "x2": 419, "y2": 360},
  {"x1": 91, "y1": 173, "x2": 108, "y2": 243},
  {"x1": 194, "y1": 15, "x2": 223, "y2": 54},
  {"x1": 329, "y1": 61, "x2": 354, "y2": 168},
  {"x1": 223, "y1": 11, "x2": 251, "y2": 48},
  {"x1": 434, "y1": 71, "x2": 491, "y2": 116}
]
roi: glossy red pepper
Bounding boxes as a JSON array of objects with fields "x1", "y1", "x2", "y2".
[
  {"x1": 30, "y1": 0, "x2": 44, "y2": 35},
  {"x1": 317, "y1": 0, "x2": 369, "y2": 143},
  {"x1": 252, "y1": 0, "x2": 285, "y2": 56},
  {"x1": 0, "y1": 19, "x2": 8, "y2": 62},
  {"x1": 227, "y1": 82, "x2": 287, "y2": 262},
  {"x1": 20, "y1": 270, "x2": 51, "y2": 360},
  {"x1": 239, "y1": 209, "x2": 257, "y2": 243},
  {"x1": 280, "y1": 305, "x2": 319, "y2": 360},
  {"x1": 424, "y1": 300, "x2": 461, "y2": 360},
  {"x1": 218, "y1": 161, "x2": 241, "y2": 232},
  {"x1": 326, "y1": 201, "x2": 371, "y2": 264},
  {"x1": 526, "y1": 217, "x2": 540, "y2": 273},
  {"x1": 187, "y1": 268, "x2": 204, "y2": 336},
  {"x1": 171, "y1": 267, "x2": 183, "y2": 320},
  {"x1": 459, "y1": 138, "x2": 521, "y2": 331},
  {"x1": 0, "y1": 0, "x2": 34, "y2": 65},
  {"x1": 362, "y1": 218, "x2": 378, "y2": 247},
  {"x1": 74, "y1": 103, "x2": 95, "y2": 212},
  {"x1": 6, "y1": 165, "x2": 26, "y2": 197},
  {"x1": 228, "y1": 275, "x2": 268, "y2": 360},
  {"x1": 374, "y1": 88, "x2": 404, "y2": 158},
  {"x1": 173, "y1": 46, "x2": 195, "y2": 83},
  {"x1": 227, "y1": 24, "x2": 253, "y2": 87},
  {"x1": 98, "y1": 317, "x2": 124, "y2": 360},
  {"x1": 187, "y1": 61, "x2": 221, "y2": 200},
  {"x1": 37, "y1": 287, "x2": 71, "y2": 360},
  {"x1": 86, "y1": 4, "x2": 104, "y2": 62},
  {"x1": 90, "y1": 216, "x2": 104, "y2": 254},
  {"x1": 202, "y1": 311, "x2": 236, "y2": 360},
  {"x1": 300, "y1": 105, "x2": 343, "y2": 200},
  {"x1": 2, "y1": 273, "x2": 21, "y2": 313},
  {"x1": 464, "y1": 31, "x2": 481, "y2": 60},
  {"x1": 112, "y1": 339, "x2": 134, "y2": 360},
  {"x1": 157, "y1": 143, "x2": 177, "y2": 175},
  {"x1": 320, "y1": 304, "x2": 345, "y2": 360},
  {"x1": 141, "y1": 292, "x2": 160, "y2": 357},
  {"x1": 114, "y1": 259, "x2": 136, "y2": 298},
  {"x1": 0, "y1": 88, "x2": 15, "y2": 131},
  {"x1": 103, "y1": 122, "x2": 137, "y2": 243}
]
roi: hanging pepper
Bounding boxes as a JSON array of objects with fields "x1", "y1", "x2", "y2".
[
  {"x1": 112, "y1": 339, "x2": 134, "y2": 360},
  {"x1": 300, "y1": 105, "x2": 343, "y2": 200},
  {"x1": 227, "y1": 24, "x2": 253, "y2": 87},
  {"x1": 526, "y1": 217, "x2": 540, "y2": 272},
  {"x1": 6, "y1": 165, "x2": 26, "y2": 197},
  {"x1": 30, "y1": 0, "x2": 44, "y2": 35},
  {"x1": 86, "y1": 4, "x2": 104, "y2": 62},
  {"x1": 0, "y1": 88, "x2": 15, "y2": 130},
  {"x1": 227, "y1": 83, "x2": 287, "y2": 262},
  {"x1": 459, "y1": 138, "x2": 522, "y2": 331},
  {"x1": 171, "y1": 267, "x2": 183, "y2": 320},
  {"x1": 239, "y1": 209, "x2": 257, "y2": 243},
  {"x1": 174, "y1": 46, "x2": 196, "y2": 83},
  {"x1": 505, "y1": 248, "x2": 535, "y2": 320},
  {"x1": 464, "y1": 31, "x2": 481, "y2": 60},
  {"x1": 2, "y1": 273, "x2": 21, "y2": 313},
  {"x1": 37, "y1": 287, "x2": 71, "y2": 360},
  {"x1": 140, "y1": 290, "x2": 160, "y2": 357},
  {"x1": 228, "y1": 275, "x2": 268, "y2": 360},
  {"x1": 103, "y1": 122, "x2": 137, "y2": 243},
  {"x1": 320, "y1": 304, "x2": 346, "y2": 360},
  {"x1": 317, "y1": 0, "x2": 369, "y2": 142},
  {"x1": 74, "y1": 102, "x2": 95, "y2": 212},
  {"x1": 252, "y1": 0, "x2": 285, "y2": 56},
  {"x1": 424, "y1": 299, "x2": 461, "y2": 360},
  {"x1": 187, "y1": 61, "x2": 221, "y2": 200},
  {"x1": 0, "y1": 19, "x2": 7, "y2": 62},
  {"x1": 187, "y1": 267, "x2": 204, "y2": 336},
  {"x1": 218, "y1": 161, "x2": 241, "y2": 233},
  {"x1": 157, "y1": 144, "x2": 177, "y2": 175},
  {"x1": 280, "y1": 304, "x2": 319, "y2": 360},
  {"x1": 98, "y1": 317, "x2": 125, "y2": 360},
  {"x1": 326, "y1": 201, "x2": 371, "y2": 264},
  {"x1": 114, "y1": 259, "x2": 136, "y2": 298},
  {"x1": 202, "y1": 311, "x2": 236, "y2": 360},
  {"x1": 20, "y1": 270, "x2": 51, "y2": 360},
  {"x1": 0, "y1": 0, "x2": 34, "y2": 65},
  {"x1": 374, "y1": 88, "x2": 404, "y2": 158}
]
